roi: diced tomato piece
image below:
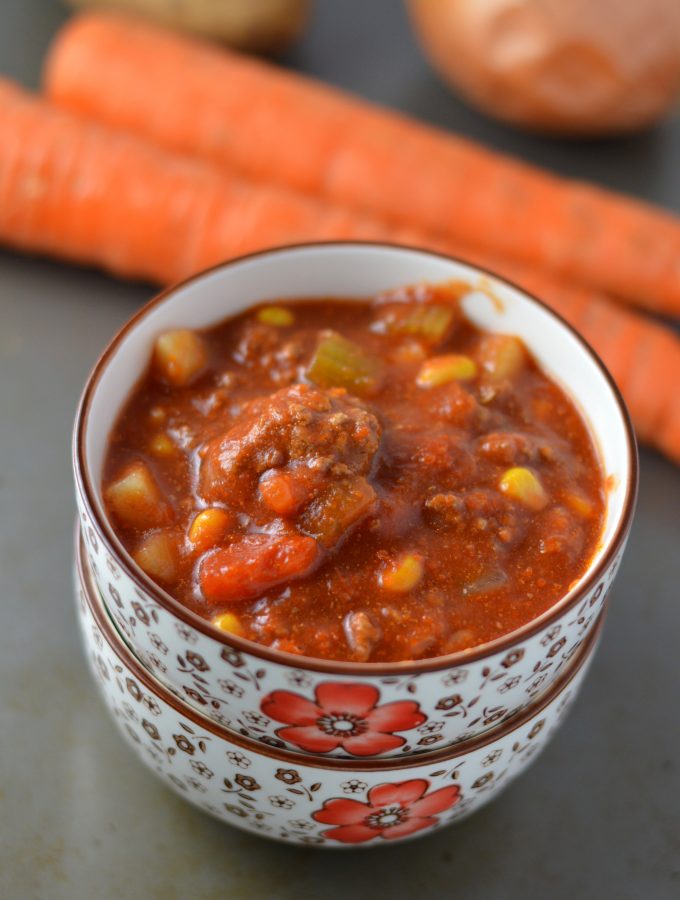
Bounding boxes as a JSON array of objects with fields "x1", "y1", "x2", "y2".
[{"x1": 200, "y1": 534, "x2": 320, "y2": 604}]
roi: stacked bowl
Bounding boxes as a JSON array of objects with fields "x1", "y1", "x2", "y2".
[{"x1": 72, "y1": 243, "x2": 637, "y2": 847}]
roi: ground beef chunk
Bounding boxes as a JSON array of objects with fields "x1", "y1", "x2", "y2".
[{"x1": 199, "y1": 385, "x2": 382, "y2": 545}]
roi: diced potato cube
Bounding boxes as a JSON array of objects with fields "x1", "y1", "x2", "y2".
[
  {"x1": 154, "y1": 329, "x2": 207, "y2": 387},
  {"x1": 188, "y1": 508, "x2": 233, "y2": 552},
  {"x1": 306, "y1": 332, "x2": 381, "y2": 395},
  {"x1": 211, "y1": 612, "x2": 243, "y2": 636},
  {"x1": 149, "y1": 432, "x2": 176, "y2": 458},
  {"x1": 478, "y1": 335, "x2": 526, "y2": 383},
  {"x1": 380, "y1": 553, "x2": 424, "y2": 593},
  {"x1": 416, "y1": 354, "x2": 477, "y2": 387},
  {"x1": 499, "y1": 467, "x2": 548, "y2": 511},
  {"x1": 133, "y1": 531, "x2": 177, "y2": 583},
  {"x1": 105, "y1": 461, "x2": 171, "y2": 529},
  {"x1": 257, "y1": 306, "x2": 295, "y2": 327}
]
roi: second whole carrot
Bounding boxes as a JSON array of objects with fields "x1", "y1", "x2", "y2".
[
  {"x1": 1, "y1": 79, "x2": 679, "y2": 462},
  {"x1": 44, "y1": 11, "x2": 680, "y2": 317}
]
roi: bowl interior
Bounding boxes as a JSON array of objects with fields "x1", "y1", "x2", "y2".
[{"x1": 78, "y1": 242, "x2": 634, "y2": 625}]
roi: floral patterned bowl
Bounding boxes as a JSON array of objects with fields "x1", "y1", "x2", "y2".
[
  {"x1": 76, "y1": 528, "x2": 605, "y2": 848},
  {"x1": 73, "y1": 242, "x2": 637, "y2": 758}
]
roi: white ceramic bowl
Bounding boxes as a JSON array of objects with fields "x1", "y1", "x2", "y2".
[
  {"x1": 76, "y1": 529, "x2": 604, "y2": 848},
  {"x1": 73, "y1": 242, "x2": 637, "y2": 758}
]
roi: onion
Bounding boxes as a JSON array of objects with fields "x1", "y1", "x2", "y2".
[{"x1": 408, "y1": 0, "x2": 680, "y2": 135}]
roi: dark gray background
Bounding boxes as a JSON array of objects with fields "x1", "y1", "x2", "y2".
[{"x1": 1, "y1": 1, "x2": 678, "y2": 898}]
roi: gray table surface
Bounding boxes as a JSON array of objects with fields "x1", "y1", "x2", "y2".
[{"x1": 1, "y1": 1, "x2": 679, "y2": 898}]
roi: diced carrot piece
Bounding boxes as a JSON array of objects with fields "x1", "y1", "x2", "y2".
[
  {"x1": 133, "y1": 531, "x2": 177, "y2": 583},
  {"x1": 105, "y1": 461, "x2": 171, "y2": 529},
  {"x1": 200, "y1": 534, "x2": 319, "y2": 604},
  {"x1": 259, "y1": 468, "x2": 317, "y2": 517},
  {"x1": 188, "y1": 507, "x2": 233, "y2": 552},
  {"x1": 154, "y1": 329, "x2": 207, "y2": 387}
]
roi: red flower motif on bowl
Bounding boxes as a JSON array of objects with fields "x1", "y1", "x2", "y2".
[
  {"x1": 313, "y1": 779, "x2": 461, "y2": 843},
  {"x1": 261, "y1": 682, "x2": 426, "y2": 756}
]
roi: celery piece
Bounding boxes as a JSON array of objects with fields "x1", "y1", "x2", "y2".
[
  {"x1": 306, "y1": 332, "x2": 380, "y2": 394},
  {"x1": 374, "y1": 304, "x2": 455, "y2": 344},
  {"x1": 300, "y1": 476, "x2": 376, "y2": 547}
]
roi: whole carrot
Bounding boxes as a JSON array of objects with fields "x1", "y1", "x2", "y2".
[
  {"x1": 44, "y1": 11, "x2": 680, "y2": 317},
  {"x1": 1, "y1": 80, "x2": 679, "y2": 461}
]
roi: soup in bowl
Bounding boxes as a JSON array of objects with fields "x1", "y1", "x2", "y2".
[{"x1": 73, "y1": 242, "x2": 637, "y2": 757}]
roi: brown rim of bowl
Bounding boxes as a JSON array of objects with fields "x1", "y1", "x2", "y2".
[
  {"x1": 77, "y1": 526, "x2": 605, "y2": 771},
  {"x1": 73, "y1": 240, "x2": 638, "y2": 676}
]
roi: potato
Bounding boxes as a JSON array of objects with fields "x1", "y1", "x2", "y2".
[
  {"x1": 105, "y1": 461, "x2": 171, "y2": 529},
  {"x1": 153, "y1": 329, "x2": 207, "y2": 387},
  {"x1": 66, "y1": 0, "x2": 312, "y2": 53},
  {"x1": 133, "y1": 531, "x2": 178, "y2": 582},
  {"x1": 408, "y1": 0, "x2": 680, "y2": 135}
]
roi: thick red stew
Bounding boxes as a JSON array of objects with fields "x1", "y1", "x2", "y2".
[{"x1": 103, "y1": 283, "x2": 605, "y2": 662}]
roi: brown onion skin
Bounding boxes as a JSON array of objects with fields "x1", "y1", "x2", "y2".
[{"x1": 407, "y1": 0, "x2": 680, "y2": 136}]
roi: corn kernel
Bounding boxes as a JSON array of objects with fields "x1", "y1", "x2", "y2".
[
  {"x1": 212, "y1": 612, "x2": 243, "y2": 635},
  {"x1": 133, "y1": 532, "x2": 177, "y2": 583},
  {"x1": 257, "y1": 306, "x2": 295, "y2": 327},
  {"x1": 188, "y1": 508, "x2": 232, "y2": 552},
  {"x1": 149, "y1": 432, "x2": 175, "y2": 458},
  {"x1": 154, "y1": 329, "x2": 207, "y2": 387},
  {"x1": 380, "y1": 553, "x2": 424, "y2": 593},
  {"x1": 416, "y1": 354, "x2": 477, "y2": 387},
  {"x1": 499, "y1": 467, "x2": 548, "y2": 511}
]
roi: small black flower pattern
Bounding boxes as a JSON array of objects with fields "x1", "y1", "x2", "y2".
[
  {"x1": 269, "y1": 796, "x2": 294, "y2": 810},
  {"x1": 275, "y1": 769, "x2": 301, "y2": 786},
  {"x1": 149, "y1": 633, "x2": 168, "y2": 655},
  {"x1": 341, "y1": 779, "x2": 367, "y2": 795},
  {"x1": 173, "y1": 734, "x2": 195, "y2": 755},
  {"x1": 190, "y1": 760, "x2": 214, "y2": 780},
  {"x1": 220, "y1": 647, "x2": 244, "y2": 668},
  {"x1": 226, "y1": 751, "x2": 251, "y2": 769},
  {"x1": 286, "y1": 670, "x2": 312, "y2": 688},
  {"x1": 175, "y1": 623, "x2": 198, "y2": 644},
  {"x1": 186, "y1": 651, "x2": 210, "y2": 672},
  {"x1": 224, "y1": 803, "x2": 247, "y2": 818},
  {"x1": 234, "y1": 774, "x2": 261, "y2": 791},
  {"x1": 142, "y1": 719, "x2": 160, "y2": 741},
  {"x1": 218, "y1": 679, "x2": 244, "y2": 698},
  {"x1": 501, "y1": 649, "x2": 525, "y2": 668},
  {"x1": 436, "y1": 694, "x2": 462, "y2": 711}
]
